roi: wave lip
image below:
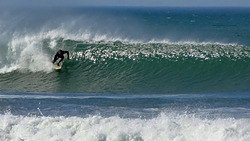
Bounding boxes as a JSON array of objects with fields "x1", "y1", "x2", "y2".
[{"x1": 72, "y1": 40, "x2": 250, "y2": 63}]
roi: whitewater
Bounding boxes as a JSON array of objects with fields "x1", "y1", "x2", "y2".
[
  {"x1": 1, "y1": 113, "x2": 249, "y2": 141},
  {"x1": 0, "y1": 7, "x2": 250, "y2": 141}
]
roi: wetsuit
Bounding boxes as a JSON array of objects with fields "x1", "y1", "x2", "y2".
[{"x1": 52, "y1": 50, "x2": 69, "y2": 66}]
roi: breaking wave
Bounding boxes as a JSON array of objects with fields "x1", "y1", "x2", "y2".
[{"x1": 0, "y1": 113, "x2": 249, "y2": 141}]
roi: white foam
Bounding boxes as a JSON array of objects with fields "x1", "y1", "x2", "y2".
[
  {"x1": 0, "y1": 64, "x2": 18, "y2": 74},
  {"x1": 1, "y1": 27, "x2": 131, "y2": 73},
  {"x1": 1, "y1": 33, "x2": 55, "y2": 73},
  {"x1": 148, "y1": 38, "x2": 239, "y2": 46},
  {"x1": 0, "y1": 113, "x2": 249, "y2": 141}
]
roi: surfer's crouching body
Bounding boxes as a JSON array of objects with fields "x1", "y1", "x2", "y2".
[{"x1": 52, "y1": 50, "x2": 70, "y2": 66}]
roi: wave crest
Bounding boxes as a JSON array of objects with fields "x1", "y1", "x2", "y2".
[
  {"x1": 1, "y1": 30, "x2": 249, "y2": 74},
  {"x1": 71, "y1": 41, "x2": 250, "y2": 63}
]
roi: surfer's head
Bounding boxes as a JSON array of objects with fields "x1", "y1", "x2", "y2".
[{"x1": 59, "y1": 50, "x2": 62, "y2": 55}]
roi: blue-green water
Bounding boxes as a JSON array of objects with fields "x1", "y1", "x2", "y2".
[{"x1": 0, "y1": 7, "x2": 250, "y2": 140}]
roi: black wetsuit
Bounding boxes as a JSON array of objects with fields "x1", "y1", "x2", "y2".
[{"x1": 52, "y1": 50, "x2": 69, "y2": 66}]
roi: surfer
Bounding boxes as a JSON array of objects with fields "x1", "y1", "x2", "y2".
[{"x1": 52, "y1": 50, "x2": 70, "y2": 66}]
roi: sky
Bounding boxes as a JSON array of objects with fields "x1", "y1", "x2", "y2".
[{"x1": 0, "y1": 0, "x2": 250, "y2": 7}]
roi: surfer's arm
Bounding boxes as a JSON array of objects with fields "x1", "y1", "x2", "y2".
[{"x1": 63, "y1": 51, "x2": 70, "y2": 60}]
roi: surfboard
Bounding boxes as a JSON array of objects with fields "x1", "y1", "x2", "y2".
[
  {"x1": 53, "y1": 60, "x2": 63, "y2": 70},
  {"x1": 54, "y1": 65, "x2": 61, "y2": 70}
]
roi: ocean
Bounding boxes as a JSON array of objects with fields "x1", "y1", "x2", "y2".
[{"x1": 0, "y1": 7, "x2": 250, "y2": 141}]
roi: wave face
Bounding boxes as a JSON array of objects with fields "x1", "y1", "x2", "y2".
[
  {"x1": 0, "y1": 39, "x2": 249, "y2": 93},
  {"x1": 0, "y1": 7, "x2": 250, "y2": 94}
]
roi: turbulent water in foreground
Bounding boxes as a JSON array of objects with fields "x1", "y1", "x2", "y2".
[{"x1": 0, "y1": 7, "x2": 250, "y2": 141}]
